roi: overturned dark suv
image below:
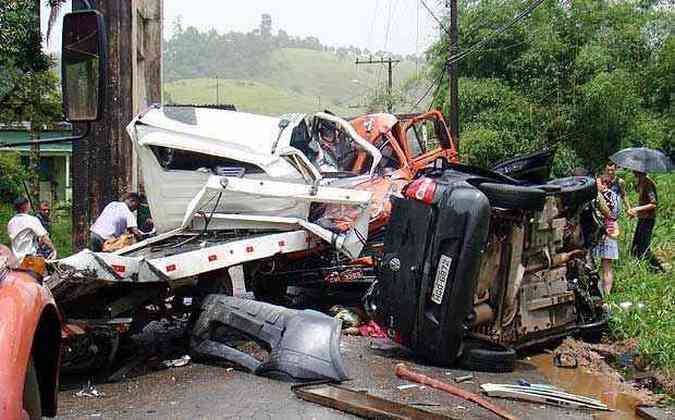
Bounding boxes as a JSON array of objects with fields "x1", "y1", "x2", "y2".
[{"x1": 365, "y1": 152, "x2": 607, "y2": 372}]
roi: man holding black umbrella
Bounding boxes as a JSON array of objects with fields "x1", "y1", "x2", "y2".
[
  {"x1": 627, "y1": 171, "x2": 661, "y2": 268},
  {"x1": 610, "y1": 147, "x2": 672, "y2": 271}
]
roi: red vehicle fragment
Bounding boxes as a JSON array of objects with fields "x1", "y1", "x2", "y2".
[{"x1": 0, "y1": 246, "x2": 62, "y2": 419}]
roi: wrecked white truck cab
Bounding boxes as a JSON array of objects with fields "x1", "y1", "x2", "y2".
[
  {"x1": 51, "y1": 106, "x2": 381, "y2": 293},
  {"x1": 130, "y1": 106, "x2": 381, "y2": 233}
]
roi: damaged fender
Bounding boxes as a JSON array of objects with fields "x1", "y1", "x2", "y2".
[{"x1": 191, "y1": 295, "x2": 349, "y2": 382}]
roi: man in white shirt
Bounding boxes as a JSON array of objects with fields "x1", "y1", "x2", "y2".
[
  {"x1": 7, "y1": 197, "x2": 57, "y2": 262},
  {"x1": 89, "y1": 193, "x2": 145, "y2": 252}
]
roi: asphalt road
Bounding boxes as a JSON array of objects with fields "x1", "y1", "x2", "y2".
[{"x1": 55, "y1": 336, "x2": 601, "y2": 420}]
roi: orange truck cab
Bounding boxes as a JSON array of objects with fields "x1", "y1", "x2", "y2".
[{"x1": 0, "y1": 246, "x2": 62, "y2": 419}]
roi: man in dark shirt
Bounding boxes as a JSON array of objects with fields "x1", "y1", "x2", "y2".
[
  {"x1": 36, "y1": 201, "x2": 51, "y2": 233},
  {"x1": 627, "y1": 171, "x2": 662, "y2": 270}
]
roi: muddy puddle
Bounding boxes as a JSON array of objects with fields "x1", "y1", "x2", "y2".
[{"x1": 527, "y1": 353, "x2": 641, "y2": 419}]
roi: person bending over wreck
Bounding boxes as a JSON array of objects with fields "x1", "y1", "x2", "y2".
[{"x1": 89, "y1": 193, "x2": 145, "y2": 252}]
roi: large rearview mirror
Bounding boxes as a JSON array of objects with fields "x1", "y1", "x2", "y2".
[{"x1": 61, "y1": 10, "x2": 106, "y2": 122}]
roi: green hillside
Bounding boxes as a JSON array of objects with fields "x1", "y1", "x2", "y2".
[{"x1": 163, "y1": 48, "x2": 420, "y2": 117}]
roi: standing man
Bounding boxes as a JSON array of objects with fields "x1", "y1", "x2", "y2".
[
  {"x1": 627, "y1": 171, "x2": 662, "y2": 270},
  {"x1": 89, "y1": 193, "x2": 145, "y2": 252},
  {"x1": 36, "y1": 201, "x2": 51, "y2": 233},
  {"x1": 7, "y1": 197, "x2": 57, "y2": 261}
]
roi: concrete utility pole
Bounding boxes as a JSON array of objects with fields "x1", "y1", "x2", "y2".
[
  {"x1": 355, "y1": 56, "x2": 401, "y2": 113},
  {"x1": 72, "y1": 0, "x2": 162, "y2": 249},
  {"x1": 447, "y1": 0, "x2": 459, "y2": 148}
]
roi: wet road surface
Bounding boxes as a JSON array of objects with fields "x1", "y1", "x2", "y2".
[{"x1": 55, "y1": 336, "x2": 619, "y2": 420}]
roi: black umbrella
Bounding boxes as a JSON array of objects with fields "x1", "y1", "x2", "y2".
[{"x1": 610, "y1": 147, "x2": 673, "y2": 173}]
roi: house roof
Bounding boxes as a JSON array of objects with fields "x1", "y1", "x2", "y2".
[{"x1": 0, "y1": 130, "x2": 72, "y2": 154}]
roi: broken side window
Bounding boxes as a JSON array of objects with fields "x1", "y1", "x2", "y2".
[
  {"x1": 150, "y1": 146, "x2": 264, "y2": 174},
  {"x1": 373, "y1": 134, "x2": 401, "y2": 172},
  {"x1": 406, "y1": 119, "x2": 441, "y2": 157}
]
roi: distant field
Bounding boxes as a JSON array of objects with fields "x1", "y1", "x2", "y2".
[
  {"x1": 163, "y1": 47, "x2": 420, "y2": 116},
  {"x1": 163, "y1": 78, "x2": 339, "y2": 116}
]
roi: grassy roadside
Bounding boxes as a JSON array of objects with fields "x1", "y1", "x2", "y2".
[
  {"x1": 0, "y1": 204, "x2": 73, "y2": 257},
  {"x1": 608, "y1": 172, "x2": 674, "y2": 379}
]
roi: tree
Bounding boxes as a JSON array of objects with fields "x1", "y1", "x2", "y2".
[
  {"x1": 1, "y1": 0, "x2": 62, "y2": 204},
  {"x1": 0, "y1": 0, "x2": 50, "y2": 104},
  {"x1": 427, "y1": 0, "x2": 674, "y2": 172}
]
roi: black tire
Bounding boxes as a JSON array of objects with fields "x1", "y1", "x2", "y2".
[
  {"x1": 23, "y1": 358, "x2": 42, "y2": 420},
  {"x1": 547, "y1": 176, "x2": 597, "y2": 210},
  {"x1": 457, "y1": 339, "x2": 516, "y2": 373},
  {"x1": 474, "y1": 182, "x2": 547, "y2": 211}
]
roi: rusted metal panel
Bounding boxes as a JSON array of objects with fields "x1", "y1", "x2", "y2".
[{"x1": 293, "y1": 383, "x2": 454, "y2": 420}]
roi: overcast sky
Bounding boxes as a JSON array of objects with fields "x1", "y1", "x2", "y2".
[
  {"x1": 163, "y1": 0, "x2": 442, "y2": 55},
  {"x1": 42, "y1": 0, "x2": 444, "y2": 56}
]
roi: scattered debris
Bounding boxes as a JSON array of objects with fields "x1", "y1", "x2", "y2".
[
  {"x1": 553, "y1": 338, "x2": 621, "y2": 379},
  {"x1": 162, "y1": 355, "x2": 191, "y2": 368},
  {"x1": 636, "y1": 404, "x2": 675, "y2": 420},
  {"x1": 618, "y1": 301, "x2": 645, "y2": 311},
  {"x1": 454, "y1": 374, "x2": 474, "y2": 383},
  {"x1": 191, "y1": 295, "x2": 348, "y2": 382},
  {"x1": 293, "y1": 383, "x2": 453, "y2": 419},
  {"x1": 342, "y1": 320, "x2": 387, "y2": 337},
  {"x1": 480, "y1": 383, "x2": 610, "y2": 411},
  {"x1": 535, "y1": 338, "x2": 665, "y2": 411},
  {"x1": 357, "y1": 320, "x2": 387, "y2": 337},
  {"x1": 75, "y1": 381, "x2": 105, "y2": 398},
  {"x1": 553, "y1": 351, "x2": 578, "y2": 369},
  {"x1": 329, "y1": 305, "x2": 365, "y2": 328},
  {"x1": 395, "y1": 363, "x2": 516, "y2": 420},
  {"x1": 397, "y1": 383, "x2": 420, "y2": 390}
]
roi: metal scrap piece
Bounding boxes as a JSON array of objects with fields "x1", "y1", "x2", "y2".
[
  {"x1": 480, "y1": 383, "x2": 611, "y2": 411},
  {"x1": 191, "y1": 295, "x2": 348, "y2": 382},
  {"x1": 293, "y1": 383, "x2": 455, "y2": 419}
]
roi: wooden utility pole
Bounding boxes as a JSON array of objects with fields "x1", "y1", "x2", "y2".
[
  {"x1": 72, "y1": 0, "x2": 162, "y2": 249},
  {"x1": 355, "y1": 56, "x2": 401, "y2": 112},
  {"x1": 29, "y1": 0, "x2": 41, "y2": 206},
  {"x1": 447, "y1": 0, "x2": 459, "y2": 148}
]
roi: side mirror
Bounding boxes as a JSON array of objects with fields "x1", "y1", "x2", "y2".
[{"x1": 61, "y1": 10, "x2": 107, "y2": 122}]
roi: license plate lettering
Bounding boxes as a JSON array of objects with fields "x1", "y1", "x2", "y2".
[{"x1": 431, "y1": 255, "x2": 452, "y2": 304}]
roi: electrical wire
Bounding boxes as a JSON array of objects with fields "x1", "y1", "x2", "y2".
[
  {"x1": 412, "y1": 70, "x2": 446, "y2": 111},
  {"x1": 420, "y1": 0, "x2": 450, "y2": 37},
  {"x1": 416, "y1": 0, "x2": 420, "y2": 76},
  {"x1": 447, "y1": 0, "x2": 547, "y2": 66},
  {"x1": 384, "y1": 0, "x2": 398, "y2": 51}
]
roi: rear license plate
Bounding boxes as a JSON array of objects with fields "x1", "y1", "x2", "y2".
[{"x1": 431, "y1": 255, "x2": 452, "y2": 304}]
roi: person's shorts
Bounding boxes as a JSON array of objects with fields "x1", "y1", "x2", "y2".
[{"x1": 593, "y1": 236, "x2": 619, "y2": 260}]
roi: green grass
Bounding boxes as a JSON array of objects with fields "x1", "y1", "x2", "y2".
[
  {"x1": 0, "y1": 204, "x2": 72, "y2": 258},
  {"x1": 164, "y1": 78, "x2": 345, "y2": 116},
  {"x1": 164, "y1": 47, "x2": 419, "y2": 116},
  {"x1": 608, "y1": 172, "x2": 674, "y2": 375}
]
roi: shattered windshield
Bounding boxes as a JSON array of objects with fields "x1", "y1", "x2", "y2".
[{"x1": 311, "y1": 116, "x2": 373, "y2": 176}]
